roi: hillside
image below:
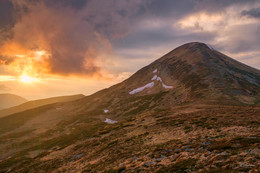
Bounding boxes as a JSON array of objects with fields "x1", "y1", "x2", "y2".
[
  {"x1": 0, "y1": 94, "x2": 27, "y2": 110},
  {"x1": 0, "y1": 42, "x2": 259, "y2": 173},
  {"x1": 0, "y1": 94, "x2": 85, "y2": 118},
  {"x1": 89, "y1": 42, "x2": 260, "y2": 106}
]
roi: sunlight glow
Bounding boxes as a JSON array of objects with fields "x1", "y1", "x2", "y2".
[
  {"x1": 0, "y1": 75, "x2": 16, "y2": 81},
  {"x1": 20, "y1": 75, "x2": 38, "y2": 83}
]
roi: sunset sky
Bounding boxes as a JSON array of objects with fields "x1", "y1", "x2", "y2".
[{"x1": 0, "y1": 0, "x2": 260, "y2": 100}]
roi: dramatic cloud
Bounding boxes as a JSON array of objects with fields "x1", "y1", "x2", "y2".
[
  {"x1": 241, "y1": 7, "x2": 260, "y2": 18},
  {"x1": 0, "y1": 0, "x2": 143, "y2": 77},
  {"x1": 0, "y1": 0, "x2": 259, "y2": 99},
  {"x1": 113, "y1": 0, "x2": 260, "y2": 70},
  {"x1": 0, "y1": 0, "x2": 14, "y2": 28},
  {"x1": 1, "y1": 0, "x2": 260, "y2": 79}
]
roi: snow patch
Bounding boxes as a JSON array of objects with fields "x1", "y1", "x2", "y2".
[
  {"x1": 156, "y1": 76, "x2": 173, "y2": 89},
  {"x1": 104, "y1": 109, "x2": 109, "y2": 113},
  {"x1": 162, "y1": 82, "x2": 173, "y2": 89},
  {"x1": 156, "y1": 76, "x2": 162, "y2": 82},
  {"x1": 151, "y1": 75, "x2": 157, "y2": 81},
  {"x1": 129, "y1": 68, "x2": 173, "y2": 95},
  {"x1": 104, "y1": 118, "x2": 117, "y2": 124},
  {"x1": 129, "y1": 82, "x2": 155, "y2": 94}
]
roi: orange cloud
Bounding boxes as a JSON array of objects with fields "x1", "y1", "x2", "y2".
[{"x1": 0, "y1": 0, "x2": 142, "y2": 80}]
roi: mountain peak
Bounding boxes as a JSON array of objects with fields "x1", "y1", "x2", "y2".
[
  {"x1": 114, "y1": 42, "x2": 260, "y2": 104},
  {"x1": 158, "y1": 42, "x2": 216, "y2": 64},
  {"x1": 177, "y1": 42, "x2": 213, "y2": 50}
]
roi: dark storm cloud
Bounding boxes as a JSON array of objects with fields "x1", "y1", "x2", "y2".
[
  {"x1": 142, "y1": 0, "x2": 195, "y2": 19},
  {"x1": 241, "y1": 7, "x2": 260, "y2": 18},
  {"x1": 45, "y1": 0, "x2": 89, "y2": 9},
  {"x1": 112, "y1": 0, "x2": 260, "y2": 50},
  {"x1": 192, "y1": 0, "x2": 259, "y2": 12},
  {"x1": 0, "y1": 0, "x2": 14, "y2": 28},
  {"x1": 113, "y1": 26, "x2": 215, "y2": 51},
  {"x1": 140, "y1": 0, "x2": 260, "y2": 20}
]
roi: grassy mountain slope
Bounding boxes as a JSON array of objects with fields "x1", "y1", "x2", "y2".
[{"x1": 0, "y1": 42, "x2": 259, "y2": 173}]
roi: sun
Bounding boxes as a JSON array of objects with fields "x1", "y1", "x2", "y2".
[{"x1": 20, "y1": 75, "x2": 38, "y2": 83}]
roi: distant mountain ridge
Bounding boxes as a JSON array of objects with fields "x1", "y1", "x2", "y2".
[
  {"x1": 0, "y1": 94, "x2": 84, "y2": 118},
  {"x1": 0, "y1": 93, "x2": 27, "y2": 110}
]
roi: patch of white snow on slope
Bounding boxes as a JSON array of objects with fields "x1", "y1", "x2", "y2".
[
  {"x1": 156, "y1": 76, "x2": 162, "y2": 82},
  {"x1": 151, "y1": 75, "x2": 157, "y2": 80},
  {"x1": 162, "y1": 82, "x2": 173, "y2": 89},
  {"x1": 104, "y1": 110, "x2": 109, "y2": 113},
  {"x1": 156, "y1": 76, "x2": 173, "y2": 88},
  {"x1": 153, "y1": 69, "x2": 158, "y2": 73},
  {"x1": 129, "y1": 82, "x2": 154, "y2": 94},
  {"x1": 104, "y1": 118, "x2": 117, "y2": 124}
]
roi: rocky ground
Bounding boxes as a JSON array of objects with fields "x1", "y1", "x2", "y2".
[{"x1": 1, "y1": 104, "x2": 259, "y2": 173}]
